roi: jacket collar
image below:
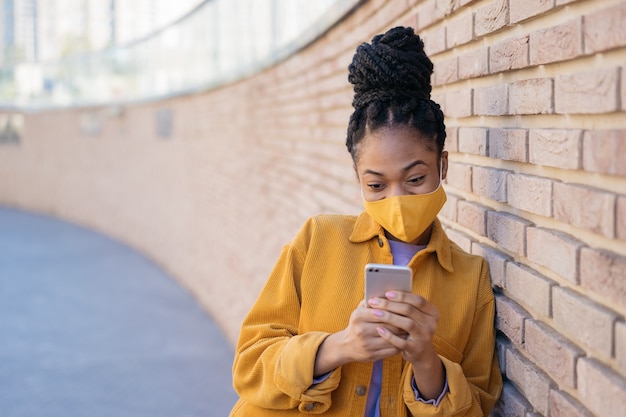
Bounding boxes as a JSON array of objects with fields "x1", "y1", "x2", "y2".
[{"x1": 349, "y1": 211, "x2": 454, "y2": 273}]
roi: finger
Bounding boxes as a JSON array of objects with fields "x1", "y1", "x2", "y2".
[
  {"x1": 384, "y1": 291, "x2": 439, "y2": 318},
  {"x1": 371, "y1": 308, "x2": 418, "y2": 335},
  {"x1": 375, "y1": 326, "x2": 412, "y2": 351}
]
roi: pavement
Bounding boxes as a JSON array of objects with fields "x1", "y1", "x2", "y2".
[{"x1": 0, "y1": 206, "x2": 239, "y2": 417}]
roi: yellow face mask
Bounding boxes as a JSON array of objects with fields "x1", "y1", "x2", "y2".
[{"x1": 363, "y1": 163, "x2": 447, "y2": 243}]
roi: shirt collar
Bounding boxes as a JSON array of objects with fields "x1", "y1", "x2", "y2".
[{"x1": 349, "y1": 211, "x2": 454, "y2": 273}]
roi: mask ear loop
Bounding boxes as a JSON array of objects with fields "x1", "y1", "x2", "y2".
[{"x1": 439, "y1": 158, "x2": 443, "y2": 185}]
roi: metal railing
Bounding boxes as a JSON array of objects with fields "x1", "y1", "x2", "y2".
[{"x1": 0, "y1": 0, "x2": 359, "y2": 110}]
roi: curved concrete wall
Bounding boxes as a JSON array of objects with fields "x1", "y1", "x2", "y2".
[{"x1": 1, "y1": 1, "x2": 626, "y2": 416}]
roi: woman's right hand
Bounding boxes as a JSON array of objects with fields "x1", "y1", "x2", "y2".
[{"x1": 313, "y1": 301, "x2": 402, "y2": 377}]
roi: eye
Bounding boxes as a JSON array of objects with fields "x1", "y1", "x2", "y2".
[
  {"x1": 407, "y1": 176, "x2": 425, "y2": 184},
  {"x1": 367, "y1": 183, "x2": 385, "y2": 190}
]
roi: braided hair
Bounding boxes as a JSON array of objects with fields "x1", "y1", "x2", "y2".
[{"x1": 346, "y1": 26, "x2": 446, "y2": 161}]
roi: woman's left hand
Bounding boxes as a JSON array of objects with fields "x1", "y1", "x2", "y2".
[{"x1": 366, "y1": 291, "x2": 445, "y2": 399}]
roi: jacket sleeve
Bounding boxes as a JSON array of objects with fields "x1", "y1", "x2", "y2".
[
  {"x1": 231, "y1": 230, "x2": 342, "y2": 413},
  {"x1": 402, "y1": 260, "x2": 503, "y2": 416}
]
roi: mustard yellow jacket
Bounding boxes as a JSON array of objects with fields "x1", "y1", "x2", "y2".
[{"x1": 230, "y1": 213, "x2": 502, "y2": 416}]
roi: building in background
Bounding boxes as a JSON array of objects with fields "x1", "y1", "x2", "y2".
[
  {"x1": 0, "y1": 0, "x2": 203, "y2": 65},
  {"x1": 1, "y1": 0, "x2": 38, "y2": 64}
]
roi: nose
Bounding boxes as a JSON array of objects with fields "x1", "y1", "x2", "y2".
[{"x1": 387, "y1": 183, "x2": 406, "y2": 198}]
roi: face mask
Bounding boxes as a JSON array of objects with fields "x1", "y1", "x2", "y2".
[{"x1": 363, "y1": 161, "x2": 447, "y2": 243}]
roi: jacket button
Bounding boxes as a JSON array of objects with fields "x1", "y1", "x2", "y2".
[
  {"x1": 356, "y1": 385, "x2": 367, "y2": 396},
  {"x1": 378, "y1": 237, "x2": 384, "y2": 247},
  {"x1": 304, "y1": 403, "x2": 315, "y2": 410}
]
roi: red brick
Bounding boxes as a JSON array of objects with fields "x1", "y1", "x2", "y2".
[
  {"x1": 474, "y1": 167, "x2": 509, "y2": 203},
  {"x1": 495, "y1": 294, "x2": 529, "y2": 346},
  {"x1": 368, "y1": 0, "x2": 413, "y2": 35},
  {"x1": 553, "y1": 287, "x2": 616, "y2": 358},
  {"x1": 527, "y1": 228, "x2": 581, "y2": 283},
  {"x1": 397, "y1": 13, "x2": 418, "y2": 32},
  {"x1": 474, "y1": 84, "x2": 508, "y2": 116},
  {"x1": 458, "y1": 47, "x2": 489, "y2": 80},
  {"x1": 435, "y1": 0, "x2": 461, "y2": 18},
  {"x1": 446, "y1": 11, "x2": 473, "y2": 47},
  {"x1": 529, "y1": 129, "x2": 582, "y2": 169},
  {"x1": 580, "y1": 248, "x2": 626, "y2": 308},
  {"x1": 423, "y1": 25, "x2": 446, "y2": 56},
  {"x1": 458, "y1": 200, "x2": 488, "y2": 236},
  {"x1": 622, "y1": 67, "x2": 626, "y2": 111},
  {"x1": 445, "y1": 228, "x2": 473, "y2": 252},
  {"x1": 490, "y1": 35, "x2": 529, "y2": 74},
  {"x1": 507, "y1": 174, "x2": 552, "y2": 217},
  {"x1": 530, "y1": 18, "x2": 582, "y2": 66},
  {"x1": 495, "y1": 335, "x2": 509, "y2": 374},
  {"x1": 510, "y1": 0, "x2": 554, "y2": 24},
  {"x1": 583, "y1": 2, "x2": 626, "y2": 54},
  {"x1": 488, "y1": 129, "x2": 528, "y2": 162},
  {"x1": 446, "y1": 162, "x2": 472, "y2": 192},
  {"x1": 577, "y1": 358, "x2": 626, "y2": 417},
  {"x1": 472, "y1": 242, "x2": 511, "y2": 288},
  {"x1": 525, "y1": 320, "x2": 583, "y2": 388},
  {"x1": 494, "y1": 381, "x2": 532, "y2": 417},
  {"x1": 618, "y1": 196, "x2": 626, "y2": 240},
  {"x1": 445, "y1": 88, "x2": 473, "y2": 117},
  {"x1": 434, "y1": 56, "x2": 458, "y2": 86},
  {"x1": 553, "y1": 182, "x2": 616, "y2": 238},
  {"x1": 440, "y1": 192, "x2": 459, "y2": 222},
  {"x1": 506, "y1": 348, "x2": 553, "y2": 416},
  {"x1": 431, "y1": 92, "x2": 446, "y2": 114},
  {"x1": 555, "y1": 68, "x2": 620, "y2": 114},
  {"x1": 475, "y1": 0, "x2": 508, "y2": 37},
  {"x1": 549, "y1": 390, "x2": 594, "y2": 417},
  {"x1": 445, "y1": 126, "x2": 458, "y2": 152},
  {"x1": 458, "y1": 127, "x2": 488, "y2": 155},
  {"x1": 487, "y1": 211, "x2": 532, "y2": 255},
  {"x1": 509, "y1": 78, "x2": 553, "y2": 115},
  {"x1": 415, "y1": 0, "x2": 438, "y2": 31},
  {"x1": 617, "y1": 321, "x2": 626, "y2": 377},
  {"x1": 505, "y1": 262, "x2": 553, "y2": 317},
  {"x1": 582, "y1": 130, "x2": 626, "y2": 176}
]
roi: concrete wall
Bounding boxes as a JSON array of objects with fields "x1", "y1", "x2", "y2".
[{"x1": 1, "y1": 0, "x2": 625, "y2": 416}]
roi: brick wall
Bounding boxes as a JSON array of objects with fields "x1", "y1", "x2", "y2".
[{"x1": 0, "y1": 0, "x2": 624, "y2": 415}]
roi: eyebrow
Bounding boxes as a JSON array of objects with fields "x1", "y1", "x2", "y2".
[{"x1": 362, "y1": 160, "x2": 428, "y2": 177}]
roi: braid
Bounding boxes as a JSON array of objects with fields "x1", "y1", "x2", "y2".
[{"x1": 346, "y1": 26, "x2": 446, "y2": 160}]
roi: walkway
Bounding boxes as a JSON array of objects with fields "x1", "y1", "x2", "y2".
[{"x1": 0, "y1": 207, "x2": 238, "y2": 417}]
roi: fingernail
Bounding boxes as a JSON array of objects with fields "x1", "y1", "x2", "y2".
[
  {"x1": 376, "y1": 327, "x2": 386, "y2": 336},
  {"x1": 372, "y1": 309, "x2": 383, "y2": 317},
  {"x1": 385, "y1": 291, "x2": 397, "y2": 299},
  {"x1": 368, "y1": 298, "x2": 381, "y2": 306}
]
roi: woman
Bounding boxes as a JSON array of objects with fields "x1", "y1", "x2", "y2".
[{"x1": 230, "y1": 26, "x2": 502, "y2": 417}]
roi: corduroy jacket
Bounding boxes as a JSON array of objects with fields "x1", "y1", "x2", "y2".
[{"x1": 230, "y1": 213, "x2": 502, "y2": 417}]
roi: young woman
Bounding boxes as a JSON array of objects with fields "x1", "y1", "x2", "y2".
[{"x1": 230, "y1": 27, "x2": 502, "y2": 417}]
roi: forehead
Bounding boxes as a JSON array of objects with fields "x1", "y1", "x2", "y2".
[{"x1": 355, "y1": 126, "x2": 438, "y2": 168}]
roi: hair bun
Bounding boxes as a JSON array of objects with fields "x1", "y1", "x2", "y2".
[{"x1": 348, "y1": 26, "x2": 434, "y2": 108}]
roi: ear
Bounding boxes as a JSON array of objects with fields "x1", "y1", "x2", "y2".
[{"x1": 441, "y1": 151, "x2": 449, "y2": 181}]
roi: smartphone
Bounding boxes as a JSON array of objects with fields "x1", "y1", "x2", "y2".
[{"x1": 364, "y1": 263, "x2": 412, "y2": 300}]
